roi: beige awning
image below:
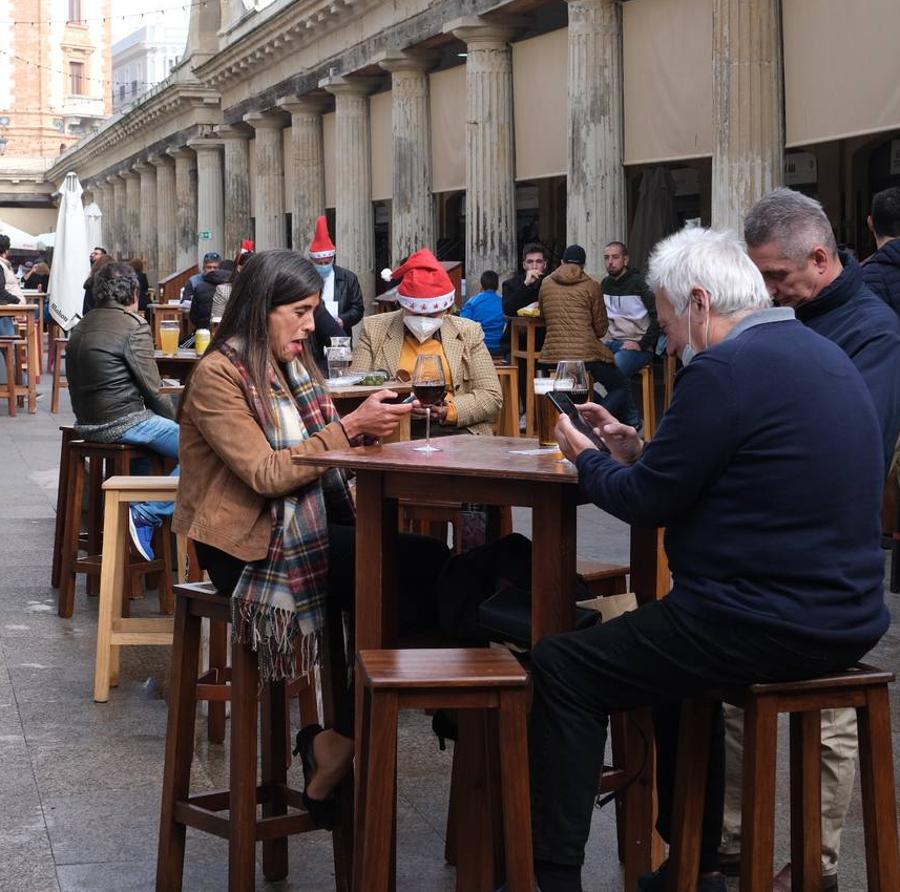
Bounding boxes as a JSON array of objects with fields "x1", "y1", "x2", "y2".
[
  {"x1": 323, "y1": 112, "x2": 335, "y2": 208},
  {"x1": 623, "y1": 0, "x2": 713, "y2": 165},
  {"x1": 430, "y1": 65, "x2": 466, "y2": 194},
  {"x1": 513, "y1": 28, "x2": 567, "y2": 181},
  {"x1": 784, "y1": 0, "x2": 900, "y2": 147},
  {"x1": 370, "y1": 90, "x2": 392, "y2": 201}
]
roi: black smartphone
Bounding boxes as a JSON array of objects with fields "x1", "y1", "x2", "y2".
[{"x1": 546, "y1": 390, "x2": 608, "y2": 451}]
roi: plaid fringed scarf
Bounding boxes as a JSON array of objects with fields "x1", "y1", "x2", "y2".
[{"x1": 219, "y1": 341, "x2": 355, "y2": 683}]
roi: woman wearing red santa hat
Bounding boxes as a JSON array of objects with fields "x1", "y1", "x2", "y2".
[{"x1": 352, "y1": 248, "x2": 503, "y2": 436}]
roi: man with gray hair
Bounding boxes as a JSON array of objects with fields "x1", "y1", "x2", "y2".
[
  {"x1": 67, "y1": 261, "x2": 179, "y2": 562},
  {"x1": 733, "y1": 188, "x2": 900, "y2": 890},
  {"x1": 523, "y1": 227, "x2": 889, "y2": 892}
]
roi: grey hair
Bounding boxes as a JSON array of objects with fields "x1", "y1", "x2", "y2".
[
  {"x1": 743, "y1": 187, "x2": 838, "y2": 262},
  {"x1": 94, "y1": 261, "x2": 140, "y2": 307},
  {"x1": 647, "y1": 227, "x2": 771, "y2": 316}
]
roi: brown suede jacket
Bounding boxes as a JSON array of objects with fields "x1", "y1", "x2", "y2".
[
  {"x1": 538, "y1": 263, "x2": 614, "y2": 364},
  {"x1": 173, "y1": 351, "x2": 350, "y2": 562}
]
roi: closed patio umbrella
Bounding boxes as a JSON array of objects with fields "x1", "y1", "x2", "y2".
[
  {"x1": 48, "y1": 172, "x2": 90, "y2": 331},
  {"x1": 84, "y1": 202, "x2": 102, "y2": 249}
]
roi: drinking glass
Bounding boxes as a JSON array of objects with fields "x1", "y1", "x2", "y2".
[
  {"x1": 555, "y1": 360, "x2": 589, "y2": 404},
  {"x1": 159, "y1": 321, "x2": 180, "y2": 356},
  {"x1": 412, "y1": 354, "x2": 447, "y2": 453},
  {"x1": 325, "y1": 344, "x2": 352, "y2": 379}
]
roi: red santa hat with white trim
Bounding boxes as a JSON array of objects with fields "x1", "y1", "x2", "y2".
[
  {"x1": 380, "y1": 248, "x2": 456, "y2": 314},
  {"x1": 308, "y1": 216, "x2": 336, "y2": 259}
]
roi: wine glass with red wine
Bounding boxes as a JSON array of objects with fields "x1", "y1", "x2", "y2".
[
  {"x1": 412, "y1": 354, "x2": 447, "y2": 453},
  {"x1": 554, "y1": 360, "x2": 590, "y2": 404}
]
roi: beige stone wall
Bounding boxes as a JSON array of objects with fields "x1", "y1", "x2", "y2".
[{"x1": 0, "y1": 206, "x2": 58, "y2": 233}]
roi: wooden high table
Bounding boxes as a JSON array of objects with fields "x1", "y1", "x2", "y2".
[
  {"x1": 154, "y1": 349, "x2": 199, "y2": 384},
  {"x1": 327, "y1": 380, "x2": 413, "y2": 442},
  {"x1": 148, "y1": 303, "x2": 188, "y2": 350},
  {"x1": 294, "y1": 435, "x2": 668, "y2": 889},
  {"x1": 509, "y1": 316, "x2": 546, "y2": 436},
  {"x1": 0, "y1": 303, "x2": 39, "y2": 413}
]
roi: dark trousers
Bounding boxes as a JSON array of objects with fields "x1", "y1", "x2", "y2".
[
  {"x1": 196, "y1": 524, "x2": 450, "y2": 738},
  {"x1": 538, "y1": 361, "x2": 636, "y2": 425},
  {"x1": 529, "y1": 597, "x2": 871, "y2": 871}
]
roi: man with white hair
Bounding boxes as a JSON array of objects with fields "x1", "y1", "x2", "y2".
[{"x1": 525, "y1": 227, "x2": 889, "y2": 892}]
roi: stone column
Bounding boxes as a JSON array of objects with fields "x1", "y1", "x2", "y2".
[
  {"x1": 96, "y1": 181, "x2": 112, "y2": 250},
  {"x1": 448, "y1": 18, "x2": 521, "y2": 293},
  {"x1": 167, "y1": 146, "x2": 198, "y2": 272},
  {"x1": 711, "y1": 0, "x2": 783, "y2": 232},
  {"x1": 121, "y1": 168, "x2": 140, "y2": 260},
  {"x1": 188, "y1": 137, "x2": 225, "y2": 264},
  {"x1": 215, "y1": 123, "x2": 252, "y2": 254},
  {"x1": 243, "y1": 110, "x2": 288, "y2": 250},
  {"x1": 149, "y1": 153, "x2": 176, "y2": 280},
  {"x1": 322, "y1": 77, "x2": 376, "y2": 309},
  {"x1": 109, "y1": 174, "x2": 126, "y2": 259},
  {"x1": 277, "y1": 95, "x2": 327, "y2": 255},
  {"x1": 566, "y1": 0, "x2": 626, "y2": 277},
  {"x1": 134, "y1": 161, "x2": 158, "y2": 284},
  {"x1": 379, "y1": 52, "x2": 438, "y2": 266}
]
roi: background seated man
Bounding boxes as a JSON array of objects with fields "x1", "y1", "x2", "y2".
[
  {"x1": 66, "y1": 262, "x2": 179, "y2": 561},
  {"x1": 460, "y1": 269, "x2": 507, "y2": 359},
  {"x1": 352, "y1": 248, "x2": 502, "y2": 436},
  {"x1": 527, "y1": 227, "x2": 889, "y2": 892}
]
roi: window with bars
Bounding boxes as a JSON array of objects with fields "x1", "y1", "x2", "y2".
[
  {"x1": 68, "y1": 0, "x2": 82, "y2": 24},
  {"x1": 69, "y1": 61, "x2": 85, "y2": 96}
]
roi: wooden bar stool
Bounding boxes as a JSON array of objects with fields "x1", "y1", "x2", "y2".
[
  {"x1": 577, "y1": 558, "x2": 629, "y2": 596},
  {"x1": 50, "y1": 337, "x2": 68, "y2": 413},
  {"x1": 667, "y1": 664, "x2": 900, "y2": 892},
  {"x1": 51, "y1": 426, "x2": 78, "y2": 589},
  {"x1": 157, "y1": 581, "x2": 350, "y2": 892},
  {"x1": 0, "y1": 338, "x2": 24, "y2": 416},
  {"x1": 355, "y1": 648, "x2": 533, "y2": 892},
  {"x1": 93, "y1": 475, "x2": 179, "y2": 702},
  {"x1": 57, "y1": 441, "x2": 171, "y2": 618},
  {"x1": 492, "y1": 363, "x2": 520, "y2": 437}
]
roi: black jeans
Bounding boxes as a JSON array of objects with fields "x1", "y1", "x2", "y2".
[
  {"x1": 528, "y1": 596, "x2": 872, "y2": 872},
  {"x1": 538, "y1": 361, "x2": 635, "y2": 425},
  {"x1": 195, "y1": 524, "x2": 450, "y2": 737}
]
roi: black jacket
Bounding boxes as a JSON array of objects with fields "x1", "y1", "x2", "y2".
[
  {"x1": 331, "y1": 265, "x2": 365, "y2": 329},
  {"x1": 862, "y1": 239, "x2": 900, "y2": 319},
  {"x1": 66, "y1": 304, "x2": 174, "y2": 430},
  {"x1": 502, "y1": 273, "x2": 544, "y2": 317},
  {"x1": 189, "y1": 268, "x2": 231, "y2": 330}
]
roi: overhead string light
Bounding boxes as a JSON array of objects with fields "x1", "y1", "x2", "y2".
[{"x1": 0, "y1": 0, "x2": 205, "y2": 28}]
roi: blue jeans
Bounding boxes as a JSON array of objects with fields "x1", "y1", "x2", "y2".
[
  {"x1": 608, "y1": 340, "x2": 652, "y2": 426},
  {"x1": 120, "y1": 414, "x2": 180, "y2": 527}
]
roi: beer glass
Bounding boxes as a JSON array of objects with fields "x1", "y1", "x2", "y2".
[{"x1": 159, "y1": 321, "x2": 180, "y2": 356}]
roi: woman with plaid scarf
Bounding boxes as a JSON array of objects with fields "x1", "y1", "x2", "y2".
[{"x1": 174, "y1": 250, "x2": 449, "y2": 828}]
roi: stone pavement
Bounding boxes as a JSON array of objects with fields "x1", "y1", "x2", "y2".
[{"x1": 0, "y1": 379, "x2": 896, "y2": 891}]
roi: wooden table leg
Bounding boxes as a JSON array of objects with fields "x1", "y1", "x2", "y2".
[
  {"x1": 530, "y1": 486, "x2": 578, "y2": 642},
  {"x1": 94, "y1": 493, "x2": 127, "y2": 702}
]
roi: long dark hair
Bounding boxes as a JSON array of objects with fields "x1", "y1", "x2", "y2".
[{"x1": 199, "y1": 249, "x2": 323, "y2": 425}]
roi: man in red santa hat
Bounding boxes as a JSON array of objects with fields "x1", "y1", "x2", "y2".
[
  {"x1": 352, "y1": 248, "x2": 502, "y2": 436},
  {"x1": 308, "y1": 215, "x2": 365, "y2": 331}
]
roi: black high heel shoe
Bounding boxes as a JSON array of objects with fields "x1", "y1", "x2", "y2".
[{"x1": 293, "y1": 723, "x2": 337, "y2": 831}]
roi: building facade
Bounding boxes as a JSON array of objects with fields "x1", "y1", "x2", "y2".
[
  {"x1": 1, "y1": 0, "x2": 112, "y2": 229},
  {"x1": 43, "y1": 0, "x2": 900, "y2": 301},
  {"x1": 111, "y1": 23, "x2": 189, "y2": 114}
]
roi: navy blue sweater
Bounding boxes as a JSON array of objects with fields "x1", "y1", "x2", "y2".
[
  {"x1": 862, "y1": 238, "x2": 900, "y2": 318},
  {"x1": 796, "y1": 254, "x2": 900, "y2": 473},
  {"x1": 576, "y1": 317, "x2": 888, "y2": 646}
]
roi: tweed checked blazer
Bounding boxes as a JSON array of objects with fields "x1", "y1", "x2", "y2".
[{"x1": 351, "y1": 310, "x2": 502, "y2": 436}]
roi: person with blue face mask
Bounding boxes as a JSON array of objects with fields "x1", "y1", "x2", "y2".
[
  {"x1": 351, "y1": 248, "x2": 503, "y2": 437},
  {"x1": 307, "y1": 216, "x2": 364, "y2": 332}
]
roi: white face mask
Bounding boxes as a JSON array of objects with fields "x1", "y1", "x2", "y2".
[{"x1": 404, "y1": 315, "x2": 443, "y2": 343}]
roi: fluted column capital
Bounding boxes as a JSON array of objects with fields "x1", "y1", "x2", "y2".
[
  {"x1": 147, "y1": 152, "x2": 173, "y2": 169},
  {"x1": 133, "y1": 160, "x2": 155, "y2": 176},
  {"x1": 277, "y1": 93, "x2": 330, "y2": 116},
  {"x1": 320, "y1": 75, "x2": 379, "y2": 99},
  {"x1": 377, "y1": 49, "x2": 440, "y2": 75},
  {"x1": 214, "y1": 122, "x2": 252, "y2": 140},
  {"x1": 187, "y1": 137, "x2": 224, "y2": 155},
  {"x1": 118, "y1": 167, "x2": 139, "y2": 181},
  {"x1": 445, "y1": 16, "x2": 526, "y2": 49},
  {"x1": 166, "y1": 145, "x2": 196, "y2": 162},
  {"x1": 242, "y1": 109, "x2": 289, "y2": 130}
]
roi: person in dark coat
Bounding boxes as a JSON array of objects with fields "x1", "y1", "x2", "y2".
[
  {"x1": 188, "y1": 266, "x2": 232, "y2": 331},
  {"x1": 501, "y1": 242, "x2": 548, "y2": 317},
  {"x1": 862, "y1": 185, "x2": 900, "y2": 318},
  {"x1": 307, "y1": 216, "x2": 364, "y2": 332},
  {"x1": 129, "y1": 258, "x2": 150, "y2": 311}
]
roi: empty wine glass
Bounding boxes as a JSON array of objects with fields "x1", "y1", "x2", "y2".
[
  {"x1": 412, "y1": 354, "x2": 447, "y2": 453},
  {"x1": 555, "y1": 360, "x2": 590, "y2": 404}
]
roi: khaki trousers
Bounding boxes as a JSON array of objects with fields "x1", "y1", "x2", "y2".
[{"x1": 720, "y1": 703, "x2": 858, "y2": 876}]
